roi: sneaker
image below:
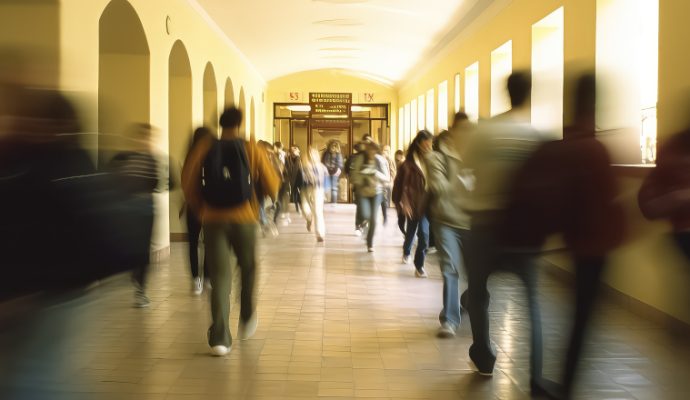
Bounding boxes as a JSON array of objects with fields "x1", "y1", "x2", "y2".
[
  {"x1": 367, "y1": 247, "x2": 374, "y2": 253},
  {"x1": 269, "y1": 225, "x2": 279, "y2": 237},
  {"x1": 210, "y1": 345, "x2": 230, "y2": 356},
  {"x1": 238, "y1": 314, "x2": 258, "y2": 340},
  {"x1": 354, "y1": 228, "x2": 362, "y2": 237},
  {"x1": 204, "y1": 278, "x2": 212, "y2": 290},
  {"x1": 316, "y1": 236, "x2": 324, "y2": 243},
  {"x1": 437, "y1": 322, "x2": 456, "y2": 338},
  {"x1": 133, "y1": 290, "x2": 150, "y2": 308},
  {"x1": 402, "y1": 255, "x2": 412, "y2": 264},
  {"x1": 193, "y1": 277, "x2": 203, "y2": 295},
  {"x1": 468, "y1": 359, "x2": 493, "y2": 377},
  {"x1": 415, "y1": 268, "x2": 428, "y2": 278}
]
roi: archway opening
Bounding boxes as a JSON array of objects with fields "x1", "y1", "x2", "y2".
[
  {"x1": 203, "y1": 62, "x2": 218, "y2": 135},
  {"x1": 98, "y1": 0, "x2": 150, "y2": 166},
  {"x1": 238, "y1": 87, "x2": 246, "y2": 139},
  {"x1": 168, "y1": 40, "x2": 192, "y2": 236},
  {"x1": 250, "y1": 97, "x2": 256, "y2": 140},
  {"x1": 224, "y1": 77, "x2": 235, "y2": 107}
]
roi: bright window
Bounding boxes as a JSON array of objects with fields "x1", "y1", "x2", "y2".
[
  {"x1": 403, "y1": 103, "x2": 411, "y2": 148},
  {"x1": 417, "y1": 95, "x2": 425, "y2": 131},
  {"x1": 454, "y1": 73, "x2": 461, "y2": 113},
  {"x1": 465, "y1": 62, "x2": 480, "y2": 122},
  {"x1": 597, "y1": 0, "x2": 658, "y2": 164},
  {"x1": 398, "y1": 106, "x2": 404, "y2": 148},
  {"x1": 426, "y1": 89, "x2": 435, "y2": 132},
  {"x1": 410, "y1": 99, "x2": 418, "y2": 140},
  {"x1": 491, "y1": 40, "x2": 513, "y2": 116},
  {"x1": 438, "y1": 80, "x2": 449, "y2": 130},
  {"x1": 532, "y1": 7, "x2": 564, "y2": 136}
]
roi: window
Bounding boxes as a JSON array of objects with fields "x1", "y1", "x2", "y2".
[
  {"x1": 410, "y1": 99, "x2": 418, "y2": 142},
  {"x1": 454, "y1": 73, "x2": 461, "y2": 113},
  {"x1": 597, "y1": 0, "x2": 659, "y2": 163},
  {"x1": 417, "y1": 95, "x2": 425, "y2": 131},
  {"x1": 439, "y1": 80, "x2": 449, "y2": 130},
  {"x1": 426, "y1": 88, "x2": 435, "y2": 132},
  {"x1": 398, "y1": 106, "x2": 404, "y2": 147},
  {"x1": 465, "y1": 62, "x2": 480, "y2": 122},
  {"x1": 404, "y1": 103, "x2": 411, "y2": 148},
  {"x1": 491, "y1": 40, "x2": 513, "y2": 116},
  {"x1": 532, "y1": 7, "x2": 564, "y2": 136}
]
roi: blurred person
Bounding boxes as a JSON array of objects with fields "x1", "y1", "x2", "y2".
[
  {"x1": 425, "y1": 113, "x2": 474, "y2": 338},
  {"x1": 273, "y1": 142, "x2": 291, "y2": 225},
  {"x1": 347, "y1": 134, "x2": 374, "y2": 236},
  {"x1": 181, "y1": 127, "x2": 214, "y2": 295},
  {"x1": 321, "y1": 139, "x2": 343, "y2": 204},
  {"x1": 503, "y1": 73, "x2": 624, "y2": 398},
  {"x1": 287, "y1": 145, "x2": 302, "y2": 214},
  {"x1": 394, "y1": 149, "x2": 405, "y2": 170},
  {"x1": 274, "y1": 141, "x2": 286, "y2": 164},
  {"x1": 350, "y1": 141, "x2": 390, "y2": 252},
  {"x1": 299, "y1": 147, "x2": 328, "y2": 242},
  {"x1": 108, "y1": 123, "x2": 162, "y2": 308},
  {"x1": 381, "y1": 144, "x2": 396, "y2": 224},
  {"x1": 256, "y1": 140, "x2": 280, "y2": 238},
  {"x1": 182, "y1": 107, "x2": 280, "y2": 356},
  {"x1": 462, "y1": 71, "x2": 546, "y2": 384},
  {"x1": 393, "y1": 130, "x2": 434, "y2": 278}
]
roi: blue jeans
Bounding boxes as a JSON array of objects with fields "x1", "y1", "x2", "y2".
[
  {"x1": 358, "y1": 193, "x2": 382, "y2": 248},
  {"x1": 433, "y1": 223, "x2": 468, "y2": 329},
  {"x1": 325, "y1": 175, "x2": 339, "y2": 203},
  {"x1": 403, "y1": 216, "x2": 429, "y2": 270}
]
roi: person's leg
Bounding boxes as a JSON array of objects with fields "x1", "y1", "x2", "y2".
[
  {"x1": 229, "y1": 224, "x2": 259, "y2": 335},
  {"x1": 204, "y1": 223, "x2": 233, "y2": 348},
  {"x1": 366, "y1": 194, "x2": 381, "y2": 248},
  {"x1": 562, "y1": 256, "x2": 606, "y2": 395},
  {"x1": 402, "y1": 218, "x2": 419, "y2": 259},
  {"x1": 380, "y1": 187, "x2": 389, "y2": 225},
  {"x1": 413, "y1": 216, "x2": 430, "y2": 271},
  {"x1": 300, "y1": 186, "x2": 313, "y2": 229},
  {"x1": 512, "y1": 256, "x2": 543, "y2": 381},
  {"x1": 397, "y1": 211, "x2": 406, "y2": 235},
  {"x1": 466, "y1": 224, "x2": 497, "y2": 373},
  {"x1": 186, "y1": 211, "x2": 201, "y2": 279},
  {"x1": 434, "y1": 224, "x2": 463, "y2": 329},
  {"x1": 331, "y1": 175, "x2": 339, "y2": 204},
  {"x1": 314, "y1": 186, "x2": 326, "y2": 239},
  {"x1": 354, "y1": 191, "x2": 363, "y2": 230}
]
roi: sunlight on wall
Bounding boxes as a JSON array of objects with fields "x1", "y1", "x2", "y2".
[
  {"x1": 426, "y1": 88, "x2": 435, "y2": 132},
  {"x1": 465, "y1": 62, "x2": 479, "y2": 122},
  {"x1": 490, "y1": 40, "x2": 512, "y2": 116},
  {"x1": 532, "y1": 7, "x2": 564, "y2": 136},
  {"x1": 438, "y1": 80, "x2": 449, "y2": 130}
]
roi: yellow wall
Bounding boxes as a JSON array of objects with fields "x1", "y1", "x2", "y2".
[
  {"x1": 53, "y1": 0, "x2": 267, "y2": 242},
  {"x1": 398, "y1": 0, "x2": 690, "y2": 324},
  {"x1": 265, "y1": 69, "x2": 399, "y2": 150}
]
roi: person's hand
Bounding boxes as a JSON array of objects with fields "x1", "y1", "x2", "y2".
[{"x1": 335, "y1": 168, "x2": 341, "y2": 176}]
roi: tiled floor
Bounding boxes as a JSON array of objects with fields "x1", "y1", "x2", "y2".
[{"x1": 3, "y1": 204, "x2": 690, "y2": 399}]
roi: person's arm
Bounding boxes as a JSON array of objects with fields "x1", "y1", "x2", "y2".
[
  {"x1": 374, "y1": 156, "x2": 390, "y2": 183},
  {"x1": 253, "y1": 143, "x2": 281, "y2": 202},
  {"x1": 391, "y1": 164, "x2": 404, "y2": 205},
  {"x1": 181, "y1": 137, "x2": 212, "y2": 217},
  {"x1": 425, "y1": 151, "x2": 451, "y2": 197}
]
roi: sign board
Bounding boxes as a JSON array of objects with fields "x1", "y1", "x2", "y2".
[
  {"x1": 287, "y1": 92, "x2": 304, "y2": 102},
  {"x1": 359, "y1": 92, "x2": 376, "y2": 103},
  {"x1": 310, "y1": 119, "x2": 351, "y2": 130},
  {"x1": 309, "y1": 92, "x2": 352, "y2": 118}
]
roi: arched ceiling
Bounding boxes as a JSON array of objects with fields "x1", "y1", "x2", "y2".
[{"x1": 189, "y1": 0, "x2": 491, "y2": 85}]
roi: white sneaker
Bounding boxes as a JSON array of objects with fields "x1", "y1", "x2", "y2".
[
  {"x1": 367, "y1": 247, "x2": 374, "y2": 253},
  {"x1": 437, "y1": 322, "x2": 456, "y2": 338},
  {"x1": 238, "y1": 315, "x2": 258, "y2": 340},
  {"x1": 354, "y1": 228, "x2": 362, "y2": 237},
  {"x1": 415, "y1": 268, "x2": 428, "y2": 278},
  {"x1": 133, "y1": 289, "x2": 150, "y2": 308},
  {"x1": 193, "y1": 277, "x2": 203, "y2": 295},
  {"x1": 210, "y1": 345, "x2": 231, "y2": 356},
  {"x1": 402, "y1": 255, "x2": 412, "y2": 264},
  {"x1": 204, "y1": 278, "x2": 212, "y2": 290}
]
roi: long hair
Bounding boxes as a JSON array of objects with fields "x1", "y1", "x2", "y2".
[
  {"x1": 406, "y1": 130, "x2": 433, "y2": 161},
  {"x1": 301, "y1": 147, "x2": 322, "y2": 184}
]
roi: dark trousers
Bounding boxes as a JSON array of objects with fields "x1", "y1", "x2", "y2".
[
  {"x1": 130, "y1": 198, "x2": 154, "y2": 289},
  {"x1": 186, "y1": 210, "x2": 205, "y2": 278},
  {"x1": 359, "y1": 194, "x2": 382, "y2": 248},
  {"x1": 465, "y1": 215, "x2": 542, "y2": 379},
  {"x1": 381, "y1": 186, "x2": 390, "y2": 224},
  {"x1": 562, "y1": 257, "x2": 606, "y2": 395},
  {"x1": 403, "y1": 216, "x2": 429, "y2": 270}
]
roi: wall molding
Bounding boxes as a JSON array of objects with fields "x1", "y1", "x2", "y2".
[
  {"x1": 541, "y1": 261, "x2": 690, "y2": 335},
  {"x1": 171, "y1": 233, "x2": 188, "y2": 242}
]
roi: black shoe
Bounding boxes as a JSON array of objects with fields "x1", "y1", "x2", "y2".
[
  {"x1": 530, "y1": 378, "x2": 566, "y2": 400},
  {"x1": 468, "y1": 346, "x2": 496, "y2": 376}
]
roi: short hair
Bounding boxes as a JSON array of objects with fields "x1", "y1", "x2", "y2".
[
  {"x1": 274, "y1": 141, "x2": 283, "y2": 149},
  {"x1": 193, "y1": 127, "x2": 213, "y2": 144},
  {"x1": 394, "y1": 149, "x2": 404, "y2": 157},
  {"x1": 219, "y1": 107, "x2": 242, "y2": 129},
  {"x1": 453, "y1": 112, "x2": 469, "y2": 126},
  {"x1": 362, "y1": 133, "x2": 373, "y2": 143},
  {"x1": 507, "y1": 71, "x2": 532, "y2": 107}
]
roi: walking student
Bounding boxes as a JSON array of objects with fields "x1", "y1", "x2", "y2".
[
  {"x1": 351, "y1": 141, "x2": 390, "y2": 252},
  {"x1": 393, "y1": 130, "x2": 433, "y2": 278},
  {"x1": 299, "y1": 147, "x2": 328, "y2": 242},
  {"x1": 182, "y1": 107, "x2": 280, "y2": 356},
  {"x1": 322, "y1": 140, "x2": 343, "y2": 204}
]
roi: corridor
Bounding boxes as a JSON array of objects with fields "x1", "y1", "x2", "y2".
[{"x1": 8, "y1": 205, "x2": 690, "y2": 400}]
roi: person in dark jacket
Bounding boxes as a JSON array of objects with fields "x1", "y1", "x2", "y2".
[
  {"x1": 502, "y1": 73, "x2": 625, "y2": 399},
  {"x1": 322, "y1": 140, "x2": 344, "y2": 203},
  {"x1": 393, "y1": 130, "x2": 434, "y2": 278}
]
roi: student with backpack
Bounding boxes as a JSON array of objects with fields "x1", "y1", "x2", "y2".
[
  {"x1": 350, "y1": 141, "x2": 390, "y2": 252},
  {"x1": 182, "y1": 107, "x2": 280, "y2": 356}
]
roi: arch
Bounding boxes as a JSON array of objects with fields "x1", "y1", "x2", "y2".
[
  {"x1": 224, "y1": 77, "x2": 235, "y2": 107},
  {"x1": 238, "y1": 86, "x2": 246, "y2": 139},
  {"x1": 250, "y1": 97, "x2": 256, "y2": 140},
  {"x1": 168, "y1": 40, "x2": 192, "y2": 235},
  {"x1": 203, "y1": 62, "x2": 218, "y2": 134},
  {"x1": 99, "y1": 0, "x2": 150, "y2": 166}
]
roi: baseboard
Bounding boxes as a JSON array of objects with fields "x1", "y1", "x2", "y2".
[
  {"x1": 170, "y1": 233, "x2": 188, "y2": 242},
  {"x1": 540, "y1": 261, "x2": 690, "y2": 334}
]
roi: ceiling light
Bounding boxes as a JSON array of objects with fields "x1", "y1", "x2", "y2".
[
  {"x1": 317, "y1": 36, "x2": 357, "y2": 42},
  {"x1": 313, "y1": 18, "x2": 363, "y2": 26},
  {"x1": 312, "y1": 0, "x2": 368, "y2": 4},
  {"x1": 287, "y1": 105, "x2": 311, "y2": 112},
  {"x1": 319, "y1": 47, "x2": 360, "y2": 52}
]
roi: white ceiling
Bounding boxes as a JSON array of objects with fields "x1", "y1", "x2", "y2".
[{"x1": 190, "y1": 0, "x2": 488, "y2": 86}]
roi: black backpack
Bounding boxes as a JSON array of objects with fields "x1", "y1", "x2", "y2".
[{"x1": 202, "y1": 138, "x2": 252, "y2": 208}]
